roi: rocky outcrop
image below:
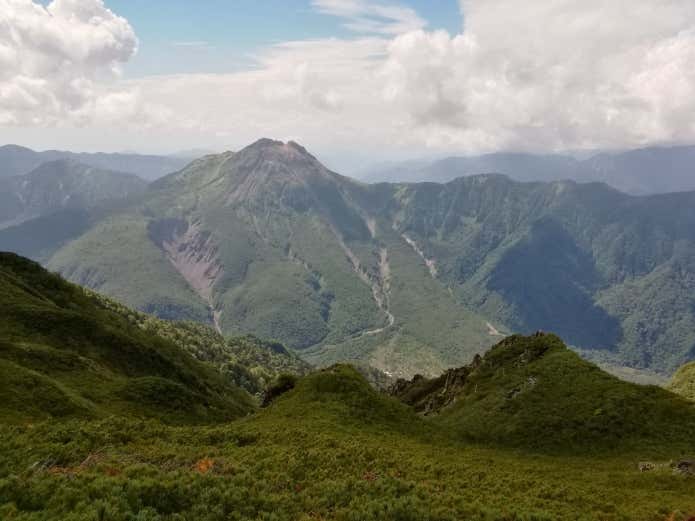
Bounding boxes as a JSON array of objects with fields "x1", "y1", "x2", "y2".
[{"x1": 389, "y1": 354, "x2": 483, "y2": 415}]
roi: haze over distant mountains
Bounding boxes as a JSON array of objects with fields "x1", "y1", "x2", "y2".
[
  {"x1": 3, "y1": 138, "x2": 694, "y2": 379},
  {"x1": 0, "y1": 159, "x2": 147, "y2": 230},
  {"x1": 360, "y1": 145, "x2": 695, "y2": 196},
  {"x1": 0, "y1": 144, "x2": 190, "y2": 181}
]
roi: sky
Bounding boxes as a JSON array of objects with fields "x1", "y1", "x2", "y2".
[{"x1": 1, "y1": 0, "x2": 695, "y2": 173}]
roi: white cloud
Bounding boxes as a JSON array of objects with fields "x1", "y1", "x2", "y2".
[
  {"x1": 132, "y1": 37, "x2": 392, "y2": 147},
  {"x1": 379, "y1": 0, "x2": 695, "y2": 152},
  {"x1": 4, "y1": 0, "x2": 695, "y2": 162},
  {"x1": 0, "y1": 0, "x2": 139, "y2": 126},
  {"x1": 312, "y1": 0, "x2": 426, "y2": 35}
]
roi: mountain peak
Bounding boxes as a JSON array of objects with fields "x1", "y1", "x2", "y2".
[
  {"x1": 242, "y1": 138, "x2": 315, "y2": 162},
  {"x1": 0, "y1": 144, "x2": 36, "y2": 154}
]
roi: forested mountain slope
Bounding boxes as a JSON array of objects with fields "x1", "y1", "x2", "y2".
[{"x1": 10, "y1": 139, "x2": 695, "y2": 376}]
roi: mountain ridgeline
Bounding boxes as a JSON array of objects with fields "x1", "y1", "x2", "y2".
[
  {"x1": 390, "y1": 333, "x2": 695, "y2": 450},
  {"x1": 4, "y1": 138, "x2": 695, "y2": 378},
  {"x1": 361, "y1": 145, "x2": 695, "y2": 196},
  {"x1": 0, "y1": 159, "x2": 147, "y2": 230},
  {"x1": 0, "y1": 144, "x2": 190, "y2": 181}
]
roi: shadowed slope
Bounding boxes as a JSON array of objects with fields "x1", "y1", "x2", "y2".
[{"x1": 0, "y1": 252, "x2": 255, "y2": 424}]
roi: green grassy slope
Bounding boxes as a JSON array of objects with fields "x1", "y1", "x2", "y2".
[
  {"x1": 669, "y1": 362, "x2": 695, "y2": 401},
  {"x1": 1, "y1": 364, "x2": 694, "y2": 520},
  {"x1": 0, "y1": 252, "x2": 255, "y2": 424},
  {"x1": 392, "y1": 333, "x2": 695, "y2": 452},
  {"x1": 392, "y1": 176, "x2": 695, "y2": 374},
  {"x1": 93, "y1": 291, "x2": 312, "y2": 396},
  {"x1": 47, "y1": 213, "x2": 212, "y2": 322}
]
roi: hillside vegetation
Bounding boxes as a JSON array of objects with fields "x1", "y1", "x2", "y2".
[
  {"x1": 0, "y1": 252, "x2": 255, "y2": 424},
  {"x1": 1, "y1": 363, "x2": 695, "y2": 520},
  {"x1": 669, "y1": 362, "x2": 695, "y2": 401},
  {"x1": 392, "y1": 334, "x2": 695, "y2": 451},
  {"x1": 93, "y1": 292, "x2": 312, "y2": 396},
  {"x1": 1, "y1": 262, "x2": 694, "y2": 519}
]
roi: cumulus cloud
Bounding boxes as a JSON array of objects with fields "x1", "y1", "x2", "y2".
[
  {"x1": 379, "y1": 0, "x2": 695, "y2": 152},
  {"x1": 132, "y1": 37, "x2": 391, "y2": 148},
  {"x1": 4, "y1": 0, "x2": 695, "y2": 160},
  {"x1": 0, "y1": 0, "x2": 139, "y2": 126},
  {"x1": 132, "y1": 0, "x2": 695, "y2": 157},
  {"x1": 312, "y1": 0, "x2": 426, "y2": 35}
]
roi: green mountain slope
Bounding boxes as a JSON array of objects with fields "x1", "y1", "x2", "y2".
[
  {"x1": 669, "y1": 362, "x2": 695, "y2": 401},
  {"x1": 0, "y1": 262, "x2": 694, "y2": 521},
  {"x1": 2, "y1": 356, "x2": 695, "y2": 520},
  {"x1": 92, "y1": 291, "x2": 312, "y2": 396},
  {"x1": 47, "y1": 140, "x2": 495, "y2": 377},
  {"x1": 395, "y1": 176, "x2": 695, "y2": 373},
  {"x1": 0, "y1": 208, "x2": 94, "y2": 262},
  {"x1": 0, "y1": 252, "x2": 255, "y2": 424},
  {"x1": 391, "y1": 333, "x2": 695, "y2": 451},
  {"x1": 30, "y1": 139, "x2": 695, "y2": 376}
]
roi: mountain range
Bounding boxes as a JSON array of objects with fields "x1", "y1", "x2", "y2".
[
  {"x1": 361, "y1": 145, "x2": 695, "y2": 195},
  {"x1": 4, "y1": 138, "x2": 694, "y2": 379},
  {"x1": 0, "y1": 159, "x2": 147, "y2": 229},
  {"x1": 0, "y1": 144, "x2": 190, "y2": 181}
]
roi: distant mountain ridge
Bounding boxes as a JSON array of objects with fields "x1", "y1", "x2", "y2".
[
  {"x1": 5, "y1": 138, "x2": 695, "y2": 377},
  {"x1": 0, "y1": 144, "x2": 191, "y2": 181},
  {"x1": 0, "y1": 159, "x2": 147, "y2": 229},
  {"x1": 361, "y1": 145, "x2": 695, "y2": 195}
]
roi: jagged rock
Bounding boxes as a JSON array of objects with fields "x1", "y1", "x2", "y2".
[{"x1": 389, "y1": 361, "x2": 473, "y2": 415}]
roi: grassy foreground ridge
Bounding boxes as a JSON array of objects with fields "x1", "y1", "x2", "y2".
[{"x1": 1, "y1": 253, "x2": 694, "y2": 519}]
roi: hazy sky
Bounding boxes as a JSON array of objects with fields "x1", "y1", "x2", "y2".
[{"x1": 1, "y1": 0, "x2": 694, "y2": 172}]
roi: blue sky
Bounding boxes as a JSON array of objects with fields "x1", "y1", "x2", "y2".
[{"x1": 103, "y1": 0, "x2": 462, "y2": 76}]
